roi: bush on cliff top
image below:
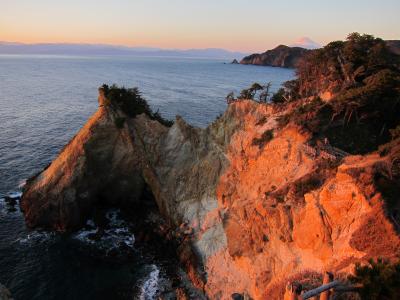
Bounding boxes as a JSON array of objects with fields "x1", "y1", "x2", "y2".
[
  {"x1": 274, "y1": 33, "x2": 400, "y2": 154},
  {"x1": 226, "y1": 82, "x2": 272, "y2": 103},
  {"x1": 349, "y1": 258, "x2": 400, "y2": 300},
  {"x1": 101, "y1": 84, "x2": 173, "y2": 127}
]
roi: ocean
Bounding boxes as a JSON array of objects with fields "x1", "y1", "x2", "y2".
[{"x1": 0, "y1": 55, "x2": 294, "y2": 299}]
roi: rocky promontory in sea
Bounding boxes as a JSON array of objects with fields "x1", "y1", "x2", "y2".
[
  {"x1": 240, "y1": 45, "x2": 309, "y2": 68},
  {"x1": 21, "y1": 34, "x2": 400, "y2": 299}
]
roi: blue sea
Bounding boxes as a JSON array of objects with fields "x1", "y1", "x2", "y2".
[{"x1": 0, "y1": 55, "x2": 294, "y2": 299}]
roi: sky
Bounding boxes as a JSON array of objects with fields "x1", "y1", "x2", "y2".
[{"x1": 1, "y1": 0, "x2": 400, "y2": 52}]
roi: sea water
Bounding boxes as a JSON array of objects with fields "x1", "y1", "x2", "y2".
[{"x1": 0, "y1": 54, "x2": 294, "y2": 299}]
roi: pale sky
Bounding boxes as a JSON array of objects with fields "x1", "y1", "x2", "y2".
[{"x1": 1, "y1": 0, "x2": 399, "y2": 52}]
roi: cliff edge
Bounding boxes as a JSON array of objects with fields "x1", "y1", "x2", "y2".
[
  {"x1": 21, "y1": 34, "x2": 400, "y2": 299},
  {"x1": 21, "y1": 94, "x2": 400, "y2": 299}
]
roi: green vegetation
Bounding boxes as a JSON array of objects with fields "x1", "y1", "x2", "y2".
[
  {"x1": 270, "y1": 88, "x2": 286, "y2": 104},
  {"x1": 101, "y1": 84, "x2": 173, "y2": 127},
  {"x1": 225, "y1": 91, "x2": 235, "y2": 102},
  {"x1": 294, "y1": 33, "x2": 399, "y2": 99},
  {"x1": 273, "y1": 33, "x2": 400, "y2": 154},
  {"x1": 349, "y1": 258, "x2": 400, "y2": 300},
  {"x1": 252, "y1": 129, "x2": 274, "y2": 149},
  {"x1": 270, "y1": 80, "x2": 299, "y2": 104},
  {"x1": 226, "y1": 82, "x2": 272, "y2": 103},
  {"x1": 114, "y1": 117, "x2": 126, "y2": 129}
]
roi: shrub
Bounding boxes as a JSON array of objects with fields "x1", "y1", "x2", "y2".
[
  {"x1": 349, "y1": 258, "x2": 400, "y2": 300},
  {"x1": 226, "y1": 91, "x2": 235, "y2": 102},
  {"x1": 114, "y1": 117, "x2": 126, "y2": 129},
  {"x1": 273, "y1": 33, "x2": 400, "y2": 154},
  {"x1": 277, "y1": 114, "x2": 290, "y2": 128},
  {"x1": 252, "y1": 129, "x2": 274, "y2": 148},
  {"x1": 237, "y1": 82, "x2": 272, "y2": 102},
  {"x1": 101, "y1": 84, "x2": 173, "y2": 127},
  {"x1": 271, "y1": 88, "x2": 286, "y2": 104}
]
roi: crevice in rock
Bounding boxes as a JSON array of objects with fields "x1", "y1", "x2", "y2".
[{"x1": 80, "y1": 181, "x2": 205, "y2": 299}]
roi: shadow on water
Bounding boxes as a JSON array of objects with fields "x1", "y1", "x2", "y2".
[{"x1": 0, "y1": 187, "x2": 182, "y2": 300}]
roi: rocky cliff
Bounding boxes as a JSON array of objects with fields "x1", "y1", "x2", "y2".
[
  {"x1": 21, "y1": 85, "x2": 400, "y2": 298},
  {"x1": 240, "y1": 45, "x2": 309, "y2": 68}
]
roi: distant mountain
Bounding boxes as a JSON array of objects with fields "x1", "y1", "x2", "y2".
[
  {"x1": 290, "y1": 37, "x2": 321, "y2": 49},
  {"x1": 0, "y1": 42, "x2": 247, "y2": 59},
  {"x1": 240, "y1": 45, "x2": 309, "y2": 68}
]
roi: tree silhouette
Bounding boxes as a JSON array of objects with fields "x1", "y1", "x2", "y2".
[{"x1": 226, "y1": 91, "x2": 235, "y2": 103}]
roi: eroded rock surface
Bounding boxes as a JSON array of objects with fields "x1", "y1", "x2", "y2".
[{"x1": 21, "y1": 91, "x2": 400, "y2": 299}]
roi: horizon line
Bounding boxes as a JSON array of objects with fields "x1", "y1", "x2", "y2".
[{"x1": 0, "y1": 40, "x2": 254, "y2": 53}]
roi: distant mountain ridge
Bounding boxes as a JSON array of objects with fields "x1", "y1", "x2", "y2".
[
  {"x1": 240, "y1": 45, "x2": 309, "y2": 68},
  {"x1": 0, "y1": 42, "x2": 247, "y2": 59}
]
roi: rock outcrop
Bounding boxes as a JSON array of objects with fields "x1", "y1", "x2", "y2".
[
  {"x1": 21, "y1": 90, "x2": 147, "y2": 230},
  {"x1": 21, "y1": 87, "x2": 400, "y2": 299},
  {"x1": 240, "y1": 45, "x2": 309, "y2": 68}
]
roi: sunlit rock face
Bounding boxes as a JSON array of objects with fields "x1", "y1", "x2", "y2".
[
  {"x1": 21, "y1": 92, "x2": 400, "y2": 299},
  {"x1": 21, "y1": 90, "x2": 146, "y2": 230}
]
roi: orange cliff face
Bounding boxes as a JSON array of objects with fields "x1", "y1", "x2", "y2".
[
  {"x1": 197, "y1": 101, "x2": 400, "y2": 299},
  {"x1": 21, "y1": 93, "x2": 400, "y2": 299}
]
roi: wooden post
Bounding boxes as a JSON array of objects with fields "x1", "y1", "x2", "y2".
[
  {"x1": 284, "y1": 283, "x2": 302, "y2": 300},
  {"x1": 320, "y1": 272, "x2": 333, "y2": 300}
]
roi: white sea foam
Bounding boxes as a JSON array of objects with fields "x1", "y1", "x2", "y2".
[
  {"x1": 86, "y1": 219, "x2": 96, "y2": 228},
  {"x1": 105, "y1": 209, "x2": 126, "y2": 227},
  {"x1": 18, "y1": 179, "x2": 27, "y2": 189},
  {"x1": 73, "y1": 229, "x2": 98, "y2": 244},
  {"x1": 7, "y1": 191, "x2": 22, "y2": 199},
  {"x1": 139, "y1": 265, "x2": 160, "y2": 300},
  {"x1": 72, "y1": 210, "x2": 135, "y2": 252},
  {"x1": 18, "y1": 231, "x2": 55, "y2": 244}
]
